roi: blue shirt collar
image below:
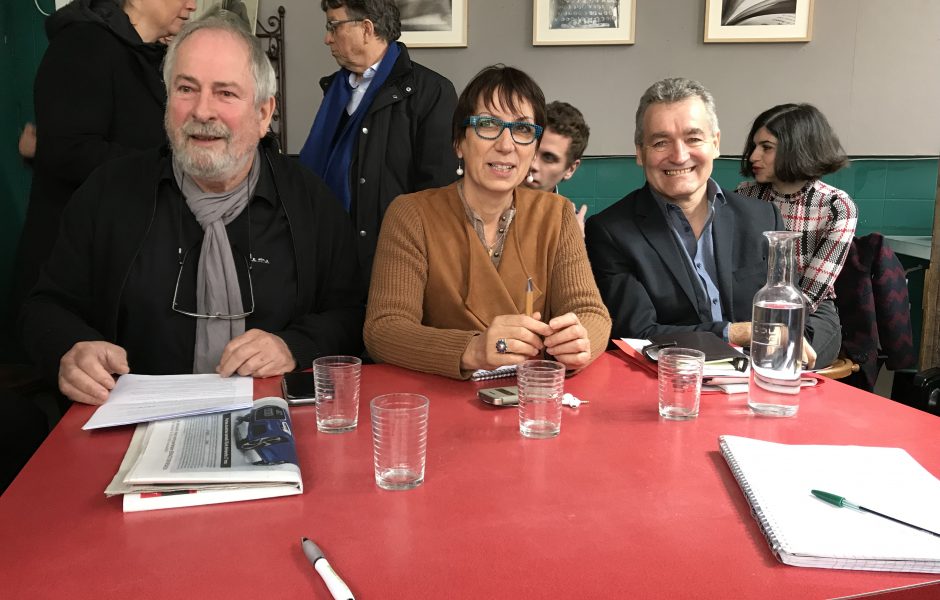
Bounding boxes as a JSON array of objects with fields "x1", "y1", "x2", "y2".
[{"x1": 649, "y1": 178, "x2": 726, "y2": 217}]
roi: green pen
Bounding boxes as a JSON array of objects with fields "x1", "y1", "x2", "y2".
[{"x1": 811, "y1": 489, "x2": 940, "y2": 538}]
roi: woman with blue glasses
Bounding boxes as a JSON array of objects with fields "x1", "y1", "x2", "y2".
[{"x1": 364, "y1": 65, "x2": 610, "y2": 379}]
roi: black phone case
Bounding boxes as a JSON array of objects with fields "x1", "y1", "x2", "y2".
[{"x1": 281, "y1": 372, "x2": 316, "y2": 404}]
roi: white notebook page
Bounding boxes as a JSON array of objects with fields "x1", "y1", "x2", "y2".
[{"x1": 719, "y1": 435, "x2": 940, "y2": 572}]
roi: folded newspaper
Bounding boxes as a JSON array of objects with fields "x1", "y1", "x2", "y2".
[{"x1": 106, "y1": 397, "x2": 303, "y2": 512}]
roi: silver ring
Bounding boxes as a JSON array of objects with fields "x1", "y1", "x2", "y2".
[{"x1": 495, "y1": 338, "x2": 509, "y2": 354}]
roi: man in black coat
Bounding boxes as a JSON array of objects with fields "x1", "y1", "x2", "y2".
[
  {"x1": 10, "y1": 0, "x2": 190, "y2": 350},
  {"x1": 585, "y1": 78, "x2": 820, "y2": 364},
  {"x1": 299, "y1": 0, "x2": 458, "y2": 280},
  {"x1": 22, "y1": 9, "x2": 363, "y2": 405}
]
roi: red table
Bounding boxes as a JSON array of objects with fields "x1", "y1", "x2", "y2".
[{"x1": 2, "y1": 353, "x2": 939, "y2": 599}]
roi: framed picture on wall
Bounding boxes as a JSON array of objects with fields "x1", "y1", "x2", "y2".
[
  {"x1": 704, "y1": 0, "x2": 814, "y2": 43},
  {"x1": 194, "y1": 0, "x2": 259, "y2": 34},
  {"x1": 397, "y1": 0, "x2": 468, "y2": 48},
  {"x1": 533, "y1": 0, "x2": 635, "y2": 46}
]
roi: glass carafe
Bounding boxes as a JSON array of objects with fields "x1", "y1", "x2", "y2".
[{"x1": 747, "y1": 231, "x2": 805, "y2": 417}]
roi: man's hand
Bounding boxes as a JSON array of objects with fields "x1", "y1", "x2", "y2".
[
  {"x1": 217, "y1": 329, "x2": 295, "y2": 378},
  {"x1": 728, "y1": 321, "x2": 752, "y2": 346},
  {"x1": 544, "y1": 312, "x2": 592, "y2": 370},
  {"x1": 731, "y1": 324, "x2": 816, "y2": 368},
  {"x1": 58, "y1": 341, "x2": 130, "y2": 405}
]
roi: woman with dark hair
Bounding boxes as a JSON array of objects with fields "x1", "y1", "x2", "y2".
[
  {"x1": 364, "y1": 65, "x2": 611, "y2": 378},
  {"x1": 737, "y1": 103, "x2": 858, "y2": 368},
  {"x1": 11, "y1": 0, "x2": 196, "y2": 322}
]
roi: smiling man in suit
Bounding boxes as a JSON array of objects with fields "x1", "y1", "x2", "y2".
[{"x1": 584, "y1": 77, "x2": 824, "y2": 364}]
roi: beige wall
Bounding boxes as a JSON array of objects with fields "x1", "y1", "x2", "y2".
[{"x1": 266, "y1": 0, "x2": 940, "y2": 156}]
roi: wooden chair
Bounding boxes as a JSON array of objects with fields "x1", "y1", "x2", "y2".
[{"x1": 815, "y1": 356, "x2": 861, "y2": 379}]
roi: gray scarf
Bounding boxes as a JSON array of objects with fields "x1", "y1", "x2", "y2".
[{"x1": 173, "y1": 150, "x2": 262, "y2": 373}]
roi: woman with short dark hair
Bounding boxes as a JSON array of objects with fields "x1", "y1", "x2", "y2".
[
  {"x1": 737, "y1": 103, "x2": 858, "y2": 368},
  {"x1": 364, "y1": 65, "x2": 611, "y2": 378}
]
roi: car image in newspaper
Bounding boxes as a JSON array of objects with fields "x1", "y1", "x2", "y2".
[
  {"x1": 106, "y1": 397, "x2": 303, "y2": 512},
  {"x1": 236, "y1": 403, "x2": 299, "y2": 466}
]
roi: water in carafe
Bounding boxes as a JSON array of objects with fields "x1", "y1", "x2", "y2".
[{"x1": 748, "y1": 231, "x2": 804, "y2": 417}]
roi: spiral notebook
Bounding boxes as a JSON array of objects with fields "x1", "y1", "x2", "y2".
[
  {"x1": 719, "y1": 435, "x2": 940, "y2": 573},
  {"x1": 470, "y1": 365, "x2": 517, "y2": 382}
]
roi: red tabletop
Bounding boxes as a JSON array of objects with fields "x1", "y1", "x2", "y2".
[{"x1": 2, "y1": 352, "x2": 939, "y2": 599}]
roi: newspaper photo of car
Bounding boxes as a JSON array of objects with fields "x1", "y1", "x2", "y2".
[
  {"x1": 236, "y1": 403, "x2": 299, "y2": 466},
  {"x1": 106, "y1": 397, "x2": 304, "y2": 511}
]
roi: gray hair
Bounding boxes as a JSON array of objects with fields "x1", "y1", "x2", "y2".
[
  {"x1": 634, "y1": 77, "x2": 719, "y2": 146},
  {"x1": 163, "y1": 6, "x2": 277, "y2": 107}
]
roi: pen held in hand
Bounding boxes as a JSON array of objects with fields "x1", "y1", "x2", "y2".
[
  {"x1": 810, "y1": 490, "x2": 940, "y2": 538},
  {"x1": 525, "y1": 277, "x2": 534, "y2": 318},
  {"x1": 301, "y1": 537, "x2": 355, "y2": 600}
]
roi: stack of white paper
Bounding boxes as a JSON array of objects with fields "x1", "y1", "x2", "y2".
[{"x1": 82, "y1": 373, "x2": 253, "y2": 430}]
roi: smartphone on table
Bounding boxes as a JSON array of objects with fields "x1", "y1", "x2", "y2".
[
  {"x1": 478, "y1": 385, "x2": 519, "y2": 406},
  {"x1": 280, "y1": 371, "x2": 317, "y2": 405}
]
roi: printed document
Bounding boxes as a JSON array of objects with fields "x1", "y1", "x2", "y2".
[{"x1": 82, "y1": 373, "x2": 253, "y2": 430}]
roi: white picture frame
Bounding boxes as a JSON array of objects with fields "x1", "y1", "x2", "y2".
[
  {"x1": 704, "y1": 0, "x2": 814, "y2": 43},
  {"x1": 533, "y1": 0, "x2": 635, "y2": 46},
  {"x1": 397, "y1": 0, "x2": 468, "y2": 48},
  {"x1": 195, "y1": 0, "x2": 260, "y2": 35}
]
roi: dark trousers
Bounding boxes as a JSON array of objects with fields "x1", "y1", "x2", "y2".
[{"x1": 806, "y1": 299, "x2": 841, "y2": 369}]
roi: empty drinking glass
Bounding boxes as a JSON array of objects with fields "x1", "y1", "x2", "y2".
[
  {"x1": 313, "y1": 356, "x2": 362, "y2": 433},
  {"x1": 370, "y1": 393, "x2": 429, "y2": 490},
  {"x1": 657, "y1": 347, "x2": 705, "y2": 420},
  {"x1": 517, "y1": 360, "x2": 566, "y2": 439}
]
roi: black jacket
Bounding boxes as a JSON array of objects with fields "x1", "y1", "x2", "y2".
[
  {"x1": 12, "y1": 0, "x2": 168, "y2": 315},
  {"x1": 318, "y1": 43, "x2": 458, "y2": 278},
  {"x1": 585, "y1": 184, "x2": 784, "y2": 339},
  {"x1": 22, "y1": 139, "x2": 365, "y2": 381}
]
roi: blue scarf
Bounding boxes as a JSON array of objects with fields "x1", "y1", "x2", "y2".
[{"x1": 299, "y1": 42, "x2": 401, "y2": 211}]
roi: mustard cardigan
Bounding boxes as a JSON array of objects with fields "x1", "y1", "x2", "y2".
[{"x1": 364, "y1": 183, "x2": 611, "y2": 379}]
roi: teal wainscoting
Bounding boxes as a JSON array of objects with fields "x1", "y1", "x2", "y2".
[{"x1": 560, "y1": 156, "x2": 938, "y2": 236}]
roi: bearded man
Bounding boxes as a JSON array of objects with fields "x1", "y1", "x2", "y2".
[{"x1": 21, "y1": 8, "x2": 364, "y2": 405}]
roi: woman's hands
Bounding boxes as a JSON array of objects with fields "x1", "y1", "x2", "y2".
[
  {"x1": 544, "y1": 313, "x2": 592, "y2": 369},
  {"x1": 460, "y1": 312, "x2": 592, "y2": 372}
]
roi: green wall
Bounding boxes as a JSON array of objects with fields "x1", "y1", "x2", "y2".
[
  {"x1": 1, "y1": 1, "x2": 49, "y2": 329},
  {"x1": 2, "y1": 1, "x2": 938, "y2": 317},
  {"x1": 560, "y1": 156, "x2": 939, "y2": 237}
]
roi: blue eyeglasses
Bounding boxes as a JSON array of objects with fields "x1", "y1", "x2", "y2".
[{"x1": 462, "y1": 116, "x2": 544, "y2": 145}]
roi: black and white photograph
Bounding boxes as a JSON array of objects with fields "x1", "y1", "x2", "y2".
[
  {"x1": 705, "y1": 0, "x2": 814, "y2": 42},
  {"x1": 533, "y1": 0, "x2": 634, "y2": 45},
  {"x1": 396, "y1": 0, "x2": 467, "y2": 47},
  {"x1": 195, "y1": 0, "x2": 260, "y2": 34},
  {"x1": 550, "y1": 0, "x2": 619, "y2": 30},
  {"x1": 398, "y1": 0, "x2": 452, "y2": 32},
  {"x1": 721, "y1": 0, "x2": 796, "y2": 26}
]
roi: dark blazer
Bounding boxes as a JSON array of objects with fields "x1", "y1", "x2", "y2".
[
  {"x1": 21, "y1": 138, "x2": 365, "y2": 381},
  {"x1": 318, "y1": 43, "x2": 458, "y2": 279},
  {"x1": 585, "y1": 184, "x2": 783, "y2": 340}
]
